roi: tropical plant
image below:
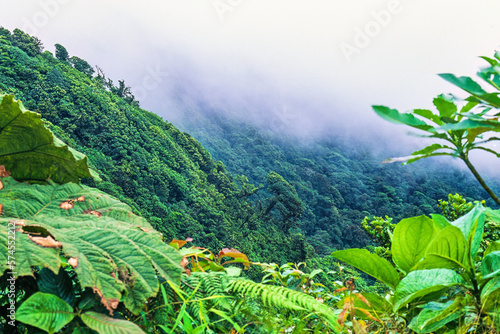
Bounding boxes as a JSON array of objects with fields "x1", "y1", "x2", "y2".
[
  {"x1": 0, "y1": 94, "x2": 183, "y2": 333},
  {"x1": 333, "y1": 205, "x2": 500, "y2": 333},
  {"x1": 373, "y1": 51, "x2": 500, "y2": 206}
]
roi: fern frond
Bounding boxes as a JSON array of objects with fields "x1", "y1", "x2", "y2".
[{"x1": 228, "y1": 279, "x2": 340, "y2": 332}]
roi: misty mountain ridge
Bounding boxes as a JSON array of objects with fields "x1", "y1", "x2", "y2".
[{"x1": 1, "y1": 27, "x2": 498, "y2": 260}]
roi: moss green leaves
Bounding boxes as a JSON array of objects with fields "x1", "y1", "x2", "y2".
[{"x1": 0, "y1": 94, "x2": 93, "y2": 183}]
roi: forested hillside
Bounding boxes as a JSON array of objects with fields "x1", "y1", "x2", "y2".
[
  {"x1": 1, "y1": 28, "x2": 497, "y2": 261},
  {"x1": 176, "y1": 106, "x2": 499, "y2": 255},
  {"x1": 2, "y1": 27, "x2": 500, "y2": 334},
  {"x1": 0, "y1": 28, "x2": 309, "y2": 267}
]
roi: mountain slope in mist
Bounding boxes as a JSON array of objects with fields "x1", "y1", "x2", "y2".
[
  {"x1": 175, "y1": 103, "x2": 499, "y2": 255},
  {"x1": 0, "y1": 28, "x2": 311, "y2": 269}
]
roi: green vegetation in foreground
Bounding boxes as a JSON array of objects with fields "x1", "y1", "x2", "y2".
[{"x1": 0, "y1": 27, "x2": 499, "y2": 333}]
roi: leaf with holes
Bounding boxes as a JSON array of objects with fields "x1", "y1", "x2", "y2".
[{"x1": 0, "y1": 176, "x2": 183, "y2": 314}]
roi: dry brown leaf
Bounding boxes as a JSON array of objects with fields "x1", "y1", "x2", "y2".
[
  {"x1": 12, "y1": 220, "x2": 26, "y2": 227},
  {"x1": 0, "y1": 204, "x2": 3, "y2": 216},
  {"x1": 169, "y1": 239, "x2": 189, "y2": 249},
  {"x1": 68, "y1": 257, "x2": 78, "y2": 268},
  {"x1": 28, "y1": 235, "x2": 61, "y2": 248},
  {"x1": 180, "y1": 256, "x2": 189, "y2": 269},
  {"x1": 59, "y1": 201, "x2": 74, "y2": 210},
  {"x1": 0, "y1": 180, "x2": 3, "y2": 190},
  {"x1": 77, "y1": 196, "x2": 85, "y2": 202},
  {"x1": 355, "y1": 293, "x2": 371, "y2": 307},
  {"x1": 82, "y1": 209, "x2": 102, "y2": 217},
  {"x1": 0, "y1": 166, "x2": 11, "y2": 177},
  {"x1": 93, "y1": 287, "x2": 119, "y2": 316}
]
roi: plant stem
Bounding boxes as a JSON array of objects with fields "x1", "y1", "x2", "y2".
[{"x1": 462, "y1": 156, "x2": 500, "y2": 207}]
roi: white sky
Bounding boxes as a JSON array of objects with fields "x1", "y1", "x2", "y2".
[{"x1": 2, "y1": 1, "x2": 500, "y2": 168}]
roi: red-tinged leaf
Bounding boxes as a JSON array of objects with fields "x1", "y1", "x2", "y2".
[
  {"x1": 169, "y1": 239, "x2": 189, "y2": 249},
  {"x1": 356, "y1": 307, "x2": 380, "y2": 322},
  {"x1": 218, "y1": 248, "x2": 250, "y2": 269},
  {"x1": 0, "y1": 180, "x2": 3, "y2": 190},
  {"x1": 185, "y1": 237, "x2": 193, "y2": 242},
  {"x1": 355, "y1": 293, "x2": 371, "y2": 307},
  {"x1": 0, "y1": 204, "x2": 3, "y2": 215},
  {"x1": 334, "y1": 287, "x2": 348, "y2": 293}
]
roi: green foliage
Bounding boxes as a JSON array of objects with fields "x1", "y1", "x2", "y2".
[
  {"x1": 16, "y1": 292, "x2": 145, "y2": 334},
  {"x1": 10, "y1": 29, "x2": 43, "y2": 57},
  {"x1": 360, "y1": 215, "x2": 394, "y2": 258},
  {"x1": 333, "y1": 204, "x2": 500, "y2": 333},
  {"x1": 0, "y1": 94, "x2": 93, "y2": 183},
  {"x1": 331, "y1": 249, "x2": 400, "y2": 289},
  {"x1": 228, "y1": 279, "x2": 340, "y2": 332},
  {"x1": 1, "y1": 175, "x2": 182, "y2": 314},
  {"x1": 373, "y1": 52, "x2": 500, "y2": 206},
  {"x1": 0, "y1": 97, "x2": 183, "y2": 332},
  {"x1": 16, "y1": 292, "x2": 74, "y2": 334},
  {"x1": 177, "y1": 91, "x2": 496, "y2": 256},
  {"x1": 69, "y1": 56, "x2": 94, "y2": 77},
  {"x1": 264, "y1": 171, "x2": 304, "y2": 230},
  {"x1": 54, "y1": 44, "x2": 68, "y2": 62}
]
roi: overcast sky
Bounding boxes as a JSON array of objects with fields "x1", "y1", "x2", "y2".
[{"x1": 2, "y1": 1, "x2": 500, "y2": 169}]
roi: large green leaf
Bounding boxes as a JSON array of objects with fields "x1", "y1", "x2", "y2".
[
  {"x1": 414, "y1": 225, "x2": 468, "y2": 271},
  {"x1": 408, "y1": 298, "x2": 466, "y2": 333},
  {"x1": 0, "y1": 176, "x2": 183, "y2": 315},
  {"x1": 332, "y1": 248, "x2": 400, "y2": 289},
  {"x1": 451, "y1": 204, "x2": 485, "y2": 262},
  {"x1": 394, "y1": 269, "x2": 465, "y2": 311},
  {"x1": 80, "y1": 311, "x2": 145, "y2": 334},
  {"x1": 0, "y1": 219, "x2": 61, "y2": 277},
  {"x1": 0, "y1": 94, "x2": 92, "y2": 183},
  {"x1": 372, "y1": 105, "x2": 434, "y2": 132},
  {"x1": 485, "y1": 241, "x2": 500, "y2": 257},
  {"x1": 392, "y1": 216, "x2": 436, "y2": 273},
  {"x1": 481, "y1": 251, "x2": 500, "y2": 280},
  {"x1": 37, "y1": 267, "x2": 76, "y2": 307},
  {"x1": 481, "y1": 277, "x2": 500, "y2": 311},
  {"x1": 16, "y1": 292, "x2": 75, "y2": 334},
  {"x1": 433, "y1": 94, "x2": 457, "y2": 118},
  {"x1": 339, "y1": 292, "x2": 392, "y2": 320},
  {"x1": 439, "y1": 73, "x2": 500, "y2": 107}
]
